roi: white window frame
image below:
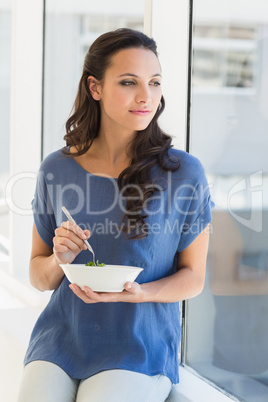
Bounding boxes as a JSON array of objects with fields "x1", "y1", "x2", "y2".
[{"x1": 144, "y1": 0, "x2": 189, "y2": 151}]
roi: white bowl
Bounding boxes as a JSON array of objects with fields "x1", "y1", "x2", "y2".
[{"x1": 60, "y1": 264, "x2": 143, "y2": 292}]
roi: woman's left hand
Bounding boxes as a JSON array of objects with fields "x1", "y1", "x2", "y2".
[{"x1": 69, "y1": 282, "x2": 145, "y2": 304}]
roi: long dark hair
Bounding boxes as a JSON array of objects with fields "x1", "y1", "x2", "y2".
[{"x1": 63, "y1": 28, "x2": 180, "y2": 239}]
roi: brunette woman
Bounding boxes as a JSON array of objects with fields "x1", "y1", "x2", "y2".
[{"x1": 18, "y1": 28, "x2": 214, "y2": 402}]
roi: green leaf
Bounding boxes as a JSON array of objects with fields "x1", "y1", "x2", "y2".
[{"x1": 85, "y1": 260, "x2": 106, "y2": 267}]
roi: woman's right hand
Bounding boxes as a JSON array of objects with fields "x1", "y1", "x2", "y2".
[{"x1": 53, "y1": 220, "x2": 90, "y2": 265}]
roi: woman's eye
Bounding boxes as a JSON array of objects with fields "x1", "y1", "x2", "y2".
[
  {"x1": 119, "y1": 81, "x2": 135, "y2": 86},
  {"x1": 119, "y1": 80, "x2": 161, "y2": 87},
  {"x1": 150, "y1": 81, "x2": 161, "y2": 87}
]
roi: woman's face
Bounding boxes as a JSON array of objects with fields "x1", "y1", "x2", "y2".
[{"x1": 93, "y1": 47, "x2": 162, "y2": 135}]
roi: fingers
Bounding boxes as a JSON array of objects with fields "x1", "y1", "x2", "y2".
[
  {"x1": 53, "y1": 221, "x2": 90, "y2": 253},
  {"x1": 69, "y1": 284, "x2": 104, "y2": 304},
  {"x1": 60, "y1": 220, "x2": 89, "y2": 240},
  {"x1": 53, "y1": 237, "x2": 86, "y2": 254},
  {"x1": 124, "y1": 282, "x2": 132, "y2": 291},
  {"x1": 69, "y1": 282, "x2": 141, "y2": 304},
  {"x1": 69, "y1": 284, "x2": 119, "y2": 303}
]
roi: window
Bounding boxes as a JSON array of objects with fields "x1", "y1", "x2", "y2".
[
  {"x1": 186, "y1": 2, "x2": 268, "y2": 401},
  {"x1": 43, "y1": 0, "x2": 144, "y2": 157},
  {"x1": 192, "y1": 23, "x2": 258, "y2": 90}
]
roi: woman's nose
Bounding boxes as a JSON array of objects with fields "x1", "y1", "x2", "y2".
[{"x1": 135, "y1": 85, "x2": 151, "y2": 104}]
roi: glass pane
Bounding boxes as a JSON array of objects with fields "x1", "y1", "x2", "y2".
[
  {"x1": 192, "y1": 50, "x2": 222, "y2": 87},
  {"x1": 0, "y1": 6, "x2": 11, "y2": 271},
  {"x1": 186, "y1": 3, "x2": 268, "y2": 402},
  {"x1": 193, "y1": 23, "x2": 257, "y2": 89},
  {"x1": 225, "y1": 51, "x2": 255, "y2": 87},
  {"x1": 227, "y1": 26, "x2": 256, "y2": 40},
  {"x1": 43, "y1": 1, "x2": 144, "y2": 157},
  {"x1": 194, "y1": 24, "x2": 224, "y2": 39}
]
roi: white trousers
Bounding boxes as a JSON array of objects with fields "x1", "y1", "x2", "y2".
[{"x1": 17, "y1": 361, "x2": 172, "y2": 402}]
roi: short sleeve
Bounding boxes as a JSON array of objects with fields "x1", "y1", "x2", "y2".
[
  {"x1": 176, "y1": 168, "x2": 215, "y2": 253},
  {"x1": 32, "y1": 168, "x2": 56, "y2": 250}
]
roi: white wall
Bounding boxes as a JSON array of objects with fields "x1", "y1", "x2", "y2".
[{"x1": 9, "y1": 0, "x2": 43, "y2": 279}]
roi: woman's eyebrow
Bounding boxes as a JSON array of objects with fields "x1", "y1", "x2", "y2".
[{"x1": 118, "y1": 73, "x2": 162, "y2": 78}]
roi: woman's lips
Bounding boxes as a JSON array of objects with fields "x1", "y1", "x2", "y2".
[{"x1": 129, "y1": 109, "x2": 151, "y2": 116}]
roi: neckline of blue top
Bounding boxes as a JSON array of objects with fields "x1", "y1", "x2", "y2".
[{"x1": 65, "y1": 146, "x2": 119, "y2": 181}]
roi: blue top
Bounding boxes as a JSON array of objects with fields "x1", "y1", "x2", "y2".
[{"x1": 24, "y1": 147, "x2": 214, "y2": 384}]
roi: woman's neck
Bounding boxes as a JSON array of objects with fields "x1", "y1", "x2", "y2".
[{"x1": 91, "y1": 128, "x2": 135, "y2": 167}]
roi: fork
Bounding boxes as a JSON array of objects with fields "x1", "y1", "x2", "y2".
[{"x1": 61, "y1": 206, "x2": 96, "y2": 266}]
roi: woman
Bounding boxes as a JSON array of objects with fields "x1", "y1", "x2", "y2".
[{"x1": 18, "y1": 28, "x2": 214, "y2": 401}]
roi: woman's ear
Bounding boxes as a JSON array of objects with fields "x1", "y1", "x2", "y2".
[{"x1": 87, "y1": 76, "x2": 101, "y2": 101}]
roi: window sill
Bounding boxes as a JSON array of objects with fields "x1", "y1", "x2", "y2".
[{"x1": 168, "y1": 366, "x2": 240, "y2": 402}]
